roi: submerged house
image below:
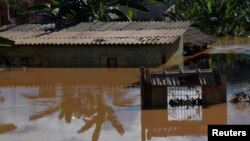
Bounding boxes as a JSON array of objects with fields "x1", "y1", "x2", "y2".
[{"x1": 0, "y1": 21, "x2": 191, "y2": 67}]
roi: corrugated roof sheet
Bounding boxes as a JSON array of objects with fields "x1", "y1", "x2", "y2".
[{"x1": 0, "y1": 21, "x2": 191, "y2": 46}]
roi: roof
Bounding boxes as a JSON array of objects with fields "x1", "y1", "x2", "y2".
[
  {"x1": 184, "y1": 27, "x2": 217, "y2": 47},
  {"x1": 148, "y1": 69, "x2": 220, "y2": 86},
  {"x1": 0, "y1": 21, "x2": 191, "y2": 46}
]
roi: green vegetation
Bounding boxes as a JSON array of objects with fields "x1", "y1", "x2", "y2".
[
  {"x1": 23, "y1": 0, "x2": 150, "y2": 26},
  {"x1": 186, "y1": 54, "x2": 250, "y2": 80},
  {"x1": 165, "y1": 0, "x2": 250, "y2": 36},
  {"x1": 0, "y1": 37, "x2": 14, "y2": 47},
  {"x1": 11, "y1": 0, "x2": 250, "y2": 36}
]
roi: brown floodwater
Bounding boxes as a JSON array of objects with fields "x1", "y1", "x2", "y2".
[
  {"x1": 0, "y1": 38, "x2": 250, "y2": 141},
  {"x1": 208, "y1": 37, "x2": 250, "y2": 54}
]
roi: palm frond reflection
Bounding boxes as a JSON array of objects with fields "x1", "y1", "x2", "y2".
[{"x1": 22, "y1": 85, "x2": 135, "y2": 141}]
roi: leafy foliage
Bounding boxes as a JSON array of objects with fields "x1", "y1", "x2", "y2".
[
  {"x1": 164, "y1": 0, "x2": 250, "y2": 36},
  {"x1": 0, "y1": 37, "x2": 14, "y2": 47},
  {"x1": 23, "y1": 0, "x2": 149, "y2": 26}
]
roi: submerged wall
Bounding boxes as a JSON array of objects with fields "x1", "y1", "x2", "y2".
[
  {"x1": 0, "y1": 37, "x2": 182, "y2": 67},
  {"x1": 141, "y1": 68, "x2": 227, "y2": 109},
  {"x1": 202, "y1": 75, "x2": 227, "y2": 106}
]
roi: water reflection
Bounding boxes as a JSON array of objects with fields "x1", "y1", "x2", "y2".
[
  {"x1": 183, "y1": 54, "x2": 250, "y2": 81},
  {"x1": 168, "y1": 106, "x2": 202, "y2": 121},
  {"x1": 147, "y1": 52, "x2": 250, "y2": 140},
  {"x1": 0, "y1": 84, "x2": 228, "y2": 141},
  {"x1": 213, "y1": 37, "x2": 250, "y2": 46},
  {"x1": 0, "y1": 85, "x2": 140, "y2": 140},
  {"x1": 23, "y1": 86, "x2": 131, "y2": 141},
  {"x1": 77, "y1": 94, "x2": 124, "y2": 141},
  {"x1": 228, "y1": 100, "x2": 250, "y2": 125},
  {"x1": 0, "y1": 95, "x2": 4, "y2": 103},
  {"x1": 182, "y1": 52, "x2": 250, "y2": 127},
  {"x1": 141, "y1": 103, "x2": 227, "y2": 141},
  {"x1": 0, "y1": 43, "x2": 250, "y2": 140},
  {"x1": 0, "y1": 92, "x2": 17, "y2": 134},
  {"x1": 232, "y1": 102, "x2": 250, "y2": 112},
  {"x1": 0, "y1": 123, "x2": 17, "y2": 134}
]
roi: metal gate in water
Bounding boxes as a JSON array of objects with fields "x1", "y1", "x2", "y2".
[
  {"x1": 141, "y1": 68, "x2": 226, "y2": 112},
  {"x1": 167, "y1": 86, "x2": 202, "y2": 121}
]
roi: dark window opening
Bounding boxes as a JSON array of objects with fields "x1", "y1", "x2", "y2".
[{"x1": 107, "y1": 57, "x2": 118, "y2": 68}]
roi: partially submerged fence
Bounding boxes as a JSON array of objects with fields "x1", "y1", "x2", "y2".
[{"x1": 140, "y1": 68, "x2": 226, "y2": 109}]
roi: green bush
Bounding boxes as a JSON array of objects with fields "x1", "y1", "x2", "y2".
[{"x1": 165, "y1": 0, "x2": 250, "y2": 36}]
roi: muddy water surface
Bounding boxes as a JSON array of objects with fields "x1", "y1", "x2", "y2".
[{"x1": 1, "y1": 38, "x2": 250, "y2": 141}]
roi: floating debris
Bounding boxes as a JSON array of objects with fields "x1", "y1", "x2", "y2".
[
  {"x1": 169, "y1": 97, "x2": 202, "y2": 107},
  {"x1": 230, "y1": 91, "x2": 250, "y2": 103}
]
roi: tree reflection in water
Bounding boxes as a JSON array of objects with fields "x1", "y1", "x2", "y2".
[
  {"x1": 23, "y1": 86, "x2": 125, "y2": 141},
  {"x1": 0, "y1": 95, "x2": 16, "y2": 134},
  {"x1": 232, "y1": 102, "x2": 250, "y2": 112},
  {"x1": 0, "y1": 123, "x2": 17, "y2": 134},
  {"x1": 0, "y1": 95, "x2": 4, "y2": 103}
]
